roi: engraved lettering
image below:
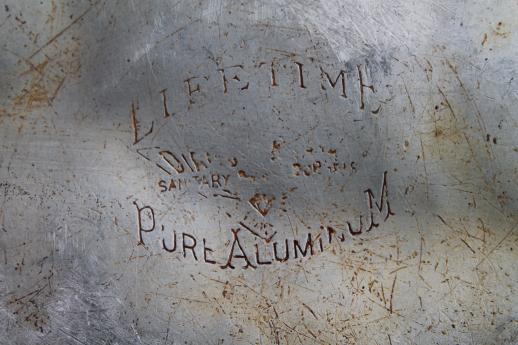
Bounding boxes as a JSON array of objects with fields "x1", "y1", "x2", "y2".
[
  {"x1": 158, "y1": 180, "x2": 168, "y2": 193},
  {"x1": 293, "y1": 233, "x2": 313, "y2": 258},
  {"x1": 255, "y1": 243, "x2": 272, "y2": 265},
  {"x1": 131, "y1": 100, "x2": 153, "y2": 145},
  {"x1": 221, "y1": 228, "x2": 256, "y2": 269},
  {"x1": 321, "y1": 68, "x2": 347, "y2": 98},
  {"x1": 159, "y1": 150, "x2": 185, "y2": 174},
  {"x1": 203, "y1": 239, "x2": 216, "y2": 264},
  {"x1": 182, "y1": 233, "x2": 198, "y2": 260},
  {"x1": 273, "y1": 239, "x2": 290, "y2": 262},
  {"x1": 185, "y1": 77, "x2": 201, "y2": 98},
  {"x1": 133, "y1": 202, "x2": 155, "y2": 245},
  {"x1": 357, "y1": 64, "x2": 375, "y2": 110},
  {"x1": 162, "y1": 226, "x2": 177, "y2": 252},
  {"x1": 189, "y1": 152, "x2": 208, "y2": 172},
  {"x1": 294, "y1": 61, "x2": 306, "y2": 88},
  {"x1": 347, "y1": 215, "x2": 363, "y2": 236},
  {"x1": 218, "y1": 65, "x2": 249, "y2": 94},
  {"x1": 159, "y1": 88, "x2": 171, "y2": 118}
]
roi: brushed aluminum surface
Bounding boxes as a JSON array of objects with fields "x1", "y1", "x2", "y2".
[{"x1": 0, "y1": 1, "x2": 517, "y2": 344}]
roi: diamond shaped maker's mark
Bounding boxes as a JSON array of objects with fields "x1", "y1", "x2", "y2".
[{"x1": 248, "y1": 193, "x2": 275, "y2": 217}]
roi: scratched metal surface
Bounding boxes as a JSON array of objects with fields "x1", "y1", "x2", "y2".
[{"x1": 1, "y1": 1, "x2": 517, "y2": 344}]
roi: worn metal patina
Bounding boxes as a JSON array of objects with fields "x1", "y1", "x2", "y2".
[{"x1": 0, "y1": 1, "x2": 517, "y2": 344}]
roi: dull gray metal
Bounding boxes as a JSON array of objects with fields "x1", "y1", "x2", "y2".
[{"x1": 0, "y1": 1, "x2": 517, "y2": 344}]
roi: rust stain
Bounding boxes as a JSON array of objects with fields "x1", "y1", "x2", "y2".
[
  {"x1": 249, "y1": 193, "x2": 276, "y2": 217},
  {"x1": 7, "y1": 6, "x2": 83, "y2": 124},
  {"x1": 481, "y1": 21, "x2": 511, "y2": 49}
]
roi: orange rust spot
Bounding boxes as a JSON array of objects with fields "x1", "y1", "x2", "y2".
[{"x1": 248, "y1": 193, "x2": 275, "y2": 217}]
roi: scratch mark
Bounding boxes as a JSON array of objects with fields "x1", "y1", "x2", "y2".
[
  {"x1": 213, "y1": 193, "x2": 240, "y2": 201},
  {"x1": 420, "y1": 136, "x2": 429, "y2": 200},
  {"x1": 389, "y1": 274, "x2": 397, "y2": 314},
  {"x1": 437, "y1": 85, "x2": 456, "y2": 120},
  {"x1": 460, "y1": 238, "x2": 476, "y2": 254},
  {"x1": 301, "y1": 302, "x2": 318, "y2": 320},
  {"x1": 476, "y1": 220, "x2": 517, "y2": 268},
  {"x1": 28, "y1": 2, "x2": 98, "y2": 59},
  {"x1": 238, "y1": 221, "x2": 277, "y2": 243},
  {"x1": 59, "y1": 329, "x2": 87, "y2": 345},
  {"x1": 418, "y1": 235, "x2": 424, "y2": 272}
]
